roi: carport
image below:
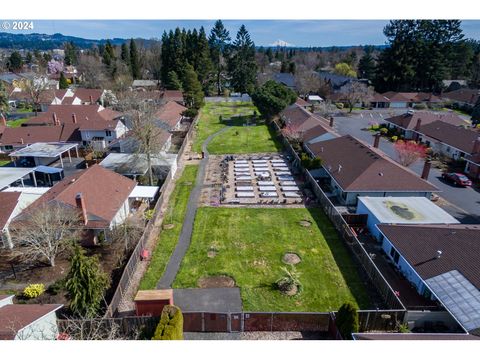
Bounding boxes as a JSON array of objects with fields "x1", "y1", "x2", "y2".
[
  {"x1": 0, "y1": 167, "x2": 38, "y2": 190},
  {"x1": 9, "y1": 142, "x2": 79, "y2": 168}
]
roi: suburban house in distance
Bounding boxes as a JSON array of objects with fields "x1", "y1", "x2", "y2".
[
  {"x1": 306, "y1": 135, "x2": 438, "y2": 206},
  {"x1": 413, "y1": 120, "x2": 480, "y2": 160},
  {"x1": 383, "y1": 111, "x2": 468, "y2": 139},
  {"x1": 377, "y1": 224, "x2": 480, "y2": 334},
  {"x1": 13, "y1": 164, "x2": 136, "y2": 245},
  {"x1": 154, "y1": 100, "x2": 188, "y2": 132},
  {"x1": 442, "y1": 88, "x2": 480, "y2": 109},
  {"x1": 0, "y1": 295, "x2": 63, "y2": 340},
  {"x1": 356, "y1": 196, "x2": 459, "y2": 240},
  {"x1": 280, "y1": 103, "x2": 336, "y2": 145},
  {"x1": 273, "y1": 72, "x2": 296, "y2": 91}
]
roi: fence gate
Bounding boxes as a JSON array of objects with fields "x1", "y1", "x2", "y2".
[{"x1": 230, "y1": 313, "x2": 243, "y2": 332}]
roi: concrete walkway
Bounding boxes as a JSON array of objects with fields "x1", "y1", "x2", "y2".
[{"x1": 156, "y1": 127, "x2": 229, "y2": 289}]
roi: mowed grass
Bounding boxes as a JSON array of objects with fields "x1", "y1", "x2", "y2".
[
  {"x1": 0, "y1": 160, "x2": 10, "y2": 166},
  {"x1": 139, "y1": 165, "x2": 199, "y2": 290},
  {"x1": 173, "y1": 207, "x2": 371, "y2": 312},
  {"x1": 193, "y1": 101, "x2": 281, "y2": 154}
]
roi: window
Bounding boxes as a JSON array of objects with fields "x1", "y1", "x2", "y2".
[
  {"x1": 105, "y1": 130, "x2": 112, "y2": 137},
  {"x1": 390, "y1": 246, "x2": 400, "y2": 264},
  {"x1": 4, "y1": 145, "x2": 13, "y2": 151}
]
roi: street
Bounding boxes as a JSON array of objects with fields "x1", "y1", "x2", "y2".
[{"x1": 329, "y1": 110, "x2": 480, "y2": 223}]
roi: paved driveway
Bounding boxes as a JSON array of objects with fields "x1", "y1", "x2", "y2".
[{"x1": 329, "y1": 111, "x2": 480, "y2": 223}]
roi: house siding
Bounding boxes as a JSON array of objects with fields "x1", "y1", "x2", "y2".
[
  {"x1": 14, "y1": 311, "x2": 59, "y2": 340},
  {"x1": 110, "y1": 198, "x2": 130, "y2": 228}
]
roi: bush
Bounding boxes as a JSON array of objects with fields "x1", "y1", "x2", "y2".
[
  {"x1": 23, "y1": 284, "x2": 45, "y2": 299},
  {"x1": 48, "y1": 279, "x2": 65, "y2": 295},
  {"x1": 300, "y1": 153, "x2": 322, "y2": 170},
  {"x1": 391, "y1": 135, "x2": 398, "y2": 142},
  {"x1": 182, "y1": 108, "x2": 198, "y2": 118},
  {"x1": 152, "y1": 305, "x2": 184, "y2": 340},
  {"x1": 335, "y1": 102, "x2": 344, "y2": 109},
  {"x1": 379, "y1": 127, "x2": 388, "y2": 135},
  {"x1": 413, "y1": 103, "x2": 427, "y2": 110},
  {"x1": 144, "y1": 209, "x2": 154, "y2": 221},
  {"x1": 336, "y1": 302, "x2": 359, "y2": 340}
]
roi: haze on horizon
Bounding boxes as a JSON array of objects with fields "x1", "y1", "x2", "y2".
[{"x1": 2, "y1": 20, "x2": 480, "y2": 47}]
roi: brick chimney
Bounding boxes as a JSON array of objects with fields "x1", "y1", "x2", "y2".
[
  {"x1": 75, "y1": 193, "x2": 88, "y2": 225},
  {"x1": 52, "y1": 112, "x2": 58, "y2": 126},
  {"x1": 329, "y1": 116, "x2": 334, "y2": 127},
  {"x1": 89, "y1": 95, "x2": 93, "y2": 104},
  {"x1": 373, "y1": 133, "x2": 381, "y2": 148},
  {"x1": 415, "y1": 118, "x2": 422, "y2": 131},
  {"x1": 0, "y1": 113, "x2": 6, "y2": 126},
  {"x1": 421, "y1": 159, "x2": 431, "y2": 180},
  {"x1": 72, "y1": 113, "x2": 77, "y2": 124},
  {"x1": 20, "y1": 138, "x2": 24, "y2": 144}
]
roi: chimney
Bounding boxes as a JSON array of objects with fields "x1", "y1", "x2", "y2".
[
  {"x1": 75, "y1": 193, "x2": 88, "y2": 225},
  {"x1": 436, "y1": 250, "x2": 442, "y2": 259},
  {"x1": 0, "y1": 113, "x2": 6, "y2": 126},
  {"x1": 20, "y1": 138, "x2": 24, "y2": 144},
  {"x1": 373, "y1": 133, "x2": 381, "y2": 148},
  {"x1": 85, "y1": 116, "x2": 89, "y2": 121},
  {"x1": 472, "y1": 137, "x2": 480, "y2": 155},
  {"x1": 329, "y1": 116, "x2": 334, "y2": 127},
  {"x1": 52, "y1": 112, "x2": 58, "y2": 126},
  {"x1": 72, "y1": 113, "x2": 77, "y2": 124},
  {"x1": 338, "y1": 164, "x2": 342, "y2": 173},
  {"x1": 415, "y1": 118, "x2": 422, "y2": 131},
  {"x1": 421, "y1": 159, "x2": 431, "y2": 180},
  {"x1": 89, "y1": 95, "x2": 93, "y2": 104}
]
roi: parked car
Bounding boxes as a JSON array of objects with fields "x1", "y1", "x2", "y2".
[{"x1": 441, "y1": 172, "x2": 472, "y2": 187}]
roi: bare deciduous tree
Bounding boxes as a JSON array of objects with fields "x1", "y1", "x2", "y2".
[
  {"x1": 77, "y1": 54, "x2": 107, "y2": 89},
  {"x1": 10, "y1": 203, "x2": 81, "y2": 267},
  {"x1": 58, "y1": 316, "x2": 143, "y2": 340},
  {"x1": 341, "y1": 82, "x2": 373, "y2": 113},
  {"x1": 19, "y1": 78, "x2": 48, "y2": 115}
]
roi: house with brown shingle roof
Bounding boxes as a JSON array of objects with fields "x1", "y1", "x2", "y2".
[
  {"x1": 377, "y1": 224, "x2": 480, "y2": 333},
  {"x1": 305, "y1": 135, "x2": 438, "y2": 205},
  {"x1": 154, "y1": 101, "x2": 187, "y2": 131},
  {"x1": 16, "y1": 164, "x2": 136, "y2": 244},
  {"x1": 0, "y1": 297, "x2": 63, "y2": 340},
  {"x1": 443, "y1": 88, "x2": 480, "y2": 107},
  {"x1": 384, "y1": 110, "x2": 468, "y2": 139}
]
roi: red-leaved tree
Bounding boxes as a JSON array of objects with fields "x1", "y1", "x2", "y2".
[
  {"x1": 393, "y1": 140, "x2": 427, "y2": 167},
  {"x1": 281, "y1": 123, "x2": 304, "y2": 146}
]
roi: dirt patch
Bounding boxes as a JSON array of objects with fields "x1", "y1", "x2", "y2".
[
  {"x1": 299, "y1": 220, "x2": 312, "y2": 227},
  {"x1": 163, "y1": 224, "x2": 175, "y2": 230},
  {"x1": 282, "y1": 253, "x2": 301, "y2": 265},
  {"x1": 198, "y1": 275, "x2": 235, "y2": 288},
  {"x1": 207, "y1": 250, "x2": 217, "y2": 258},
  {"x1": 277, "y1": 279, "x2": 299, "y2": 296}
]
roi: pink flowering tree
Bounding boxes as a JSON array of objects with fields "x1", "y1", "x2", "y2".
[
  {"x1": 281, "y1": 122, "x2": 304, "y2": 147},
  {"x1": 393, "y1": 140, "x2": 427, "y2": 167},
  {"x1": 47, "y1": 60, "x2": 64, "y2": 74}
]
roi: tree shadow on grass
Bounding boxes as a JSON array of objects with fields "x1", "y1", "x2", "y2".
[{"x1": 305, "y1": 207, "x2": 375, "y2": 310}]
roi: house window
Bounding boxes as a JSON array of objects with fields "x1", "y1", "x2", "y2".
[
  {"x1": 105, "y1": 130, "x2": 112, "y2": 137},
  {"x1": 390, "y1": 246, "x2": 400, "y2": 264},
  {"x1": 4, "y1": 145, "x2": 13, "y2": 151}
]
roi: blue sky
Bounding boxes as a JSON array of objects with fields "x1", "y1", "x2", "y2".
[{"x1": 4, "y1": 20, "x2": 480, "y2": 46}]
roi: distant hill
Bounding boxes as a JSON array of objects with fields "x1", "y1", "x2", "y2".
[{"x1": 0, "y1": 32, "x2": 149, "y2": 50}]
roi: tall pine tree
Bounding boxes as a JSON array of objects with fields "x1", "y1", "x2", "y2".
[
  {"x1": 195, "y1": 27, "x2": 214, "y2": 93},
  {"x1": 208, "y1": 20, "x2": 231, "y2": 95},
  {"x1": 130, "y1": 38, "x2": 141, "y2": 79},
  {"x1": 59, "y1": 72, "x2": 69, "y2": 89},
  {"x1": 121, "y1": 42, "x2": 130, "y2": 66},
  {"x1": 228, "y1": 25, "x2": 257, "y2": 94},
  {"x1": 182, "y1": 63, "x2": 204, "y2": 111}
]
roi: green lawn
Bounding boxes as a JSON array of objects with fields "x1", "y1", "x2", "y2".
[
  {"x1": 138, "y1": 165, "x2": 199, "y2": 290},
  {"x1": 173, "y1": 207, "x2": 371, "y2": 312},
  {"x1": 193, "y1": 101, "x2": 282, "y2": 154},
  {"x1": 7, "y1": 117, "x2": 29, "y2": 128},
  {"x1": 0, "y1": 160, "x2": 10, "y2": 167}
]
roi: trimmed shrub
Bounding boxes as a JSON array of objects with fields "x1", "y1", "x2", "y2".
[
  {"x1": 152, "y1": 305, "x2": 184, "y2": 340},
  {"x1": 335, "y1": 102, "x2": 344, "y2": 109},
  {"x1": 336, "y1": 302, "x2": 359, "y2": 340},
  {"x1": 413, "y1": 103, "x2": 427, "y2": 110},
  {"x1": 23, "y1": 284, "x2": 45, "y2": 299},
  {"x1": 391, "y1": 135, "x2": 398, "y2": 142}
]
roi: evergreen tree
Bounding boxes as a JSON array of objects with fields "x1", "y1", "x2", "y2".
[
  {"x1": 120, "y1": 42, "x2": 130, "y2": 65},
  {"x1": 64, "y1": 41, "x2": 78, "y2": 66},
  {"x1": 195, "y1": 27, "x2": 214, "y2": 93},
  {"x1": 166, "y1": 71, "x2": 182, "y2": 90},
  {"x1": 358, "y1": 51, "x2": 376, "y2": 80},
  {"x1": 65, "y1": 245, "x2": 109, "y2": 317},
  {"x1": 182, "y1": 63, "x2": 204, "y2": 110},
  {"x1": 265, "y1": 47, "x2": 273, "y2": 63},
  {"x1": 208, "y1": 20, "x2": 231, "y2": 95},
  {"x1": 8, "y1": 51, "x2": 23, "y2": 71},
  {"x1": 228, "y1": 25, "x2": 257, "y2": 94},
  {"x1": 152, "y1": 306, "x2": 184, "y2": 340},
  {"x1": 25, "y1": 51, "x2": 33, "y2": 64},
  {"x1": 251, "y1": 80, "x2": 297, "y2": 119},
  {"x1": 130, "y1": 38, "x2": 141, "y2": 79},
  {"x1": 0, "y1": 81, "x2": 8, "y2": 115},
  {"x1": 59, "y1": 72, "x2": 69, "y2": 89},
  {"x1": 336, "y1": 302, "x2": 359, "y2": 340}
]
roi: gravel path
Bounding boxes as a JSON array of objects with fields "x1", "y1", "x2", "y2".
[{"x1": 156, "y1": 127, "x2": 230, "y2": 289}]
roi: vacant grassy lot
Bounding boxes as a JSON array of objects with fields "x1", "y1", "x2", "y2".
[
  {"x1": 139, "y1": 165, "x2": 199, "y2": 290},
  {"x1": 193, "y1": 101, "x2": 282, "y2": 154},
  {"x1": 173, "y1": 207, "x2": 370, "y2": 312}
]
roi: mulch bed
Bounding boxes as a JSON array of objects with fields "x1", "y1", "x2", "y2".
[{"x1": 198, "y1": 275, "x2": 235, "y2": 288}]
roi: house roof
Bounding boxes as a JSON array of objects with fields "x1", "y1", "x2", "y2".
[
  {"x1": 273, "y1": 73, "x2": 295, "y2": 88},
  {"x1": 0, "y1": 192, "x2": 21, "y2": 230},
  {"x1": 280, "y1": 104, "x2": 330, "y2": 132},
  {"x1": 0, "y1": 303, "x2": 63, "y2": 340},
  {"x1": 443, "y1": 89, "x2": 480, "y2": 105},
  {"x1": 155, "y1": 101, "x2": 187, "y2": 130},
  {"x1": 418, "y1": 120, "x2": 480, "y2": 154},
  {"x1": 352, "y1": 333, "x2": 478, "y2": 340},
  {"x1": 9, "y1": 142, "x2": 78, "y2": 158},
  {"x1": 295, "y1": 97, "x2": 309, "y2": 106},
  {"x1": 0, "y1": 124, "x2": 81, "y2": 146},
  {"x1": 385, "y1": 111, "x2": 468, "y2": 131},
  {"x1": 100, "y1": 152, "x2": 176, "y2": 176},
  {"x1": 24, "y1": 105, "x2": 122, "y2": 126},
  {"x1": 378, "y1": 224, "x2": 480, "y2": 289},
  {"x1": 318, "y1": 71, "x2": 356, "y2": 88},
  {"x1": 72, "y1": 88, "x2": 103, "y2": 103},
  {"x1": 380, "y1": 92, "x2": 442, "y2": 103},
  {"x1": 24, "y1": 164, "x2": 136, "y2": 228},
  {"x1": 302, "y1": 124, "x2": 330, "y2": 143},
  {"x1": 0, "y1": 167, "x2": 36, "y2": 190},
  {"x1": 307, "y1": 135, "x2": 438, "y2": 192},
  {"x1": 132, "y1": 80, "x2": 159, "y2": 87},
  {"x1": 160, "y1": 90, "x2": 184, "y2": 104}
]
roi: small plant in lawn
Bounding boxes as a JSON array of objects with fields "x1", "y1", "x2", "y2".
[
  {"x1": 275, "y1": 265, "x2": 302, "y2": 296},
  {"x1": 23, "y1": 284, "x2": 45, "y2": 299},
  {"x1": 336, "y1": 302, "x2": 359, "y2": 339},
  {"x1": 152, "y1": 305, "x2": 184, "y2": 340}
]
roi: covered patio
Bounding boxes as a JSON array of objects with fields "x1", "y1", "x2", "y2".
[
  {"x1": 9, "y1": 142, "x2": 79, "y2": 169},
  {"x1": 0, "y1": 167, "x2": 38, "y2": 190}
]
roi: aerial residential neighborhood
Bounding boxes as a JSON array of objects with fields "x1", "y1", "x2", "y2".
[{"x1": 1, "y1": 13, "x2": 480, "y2": 355}]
